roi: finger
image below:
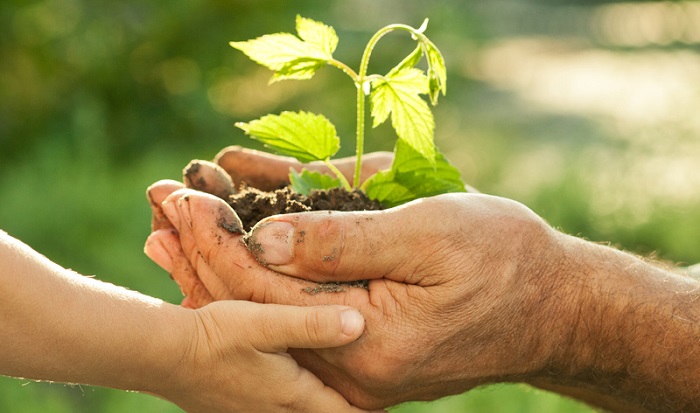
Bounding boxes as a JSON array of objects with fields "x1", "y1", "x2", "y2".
[
  {"x1": 145, "y1": 228, "x2": 214, "y2": 308},
  {"x1": 161, "y1": 189, "x2": 237, "y2": 301},
  {"x1": 281, "y1": 366, "x2": 388, "y2": 413},
  {"x1": 244, "y1": 303, "x2": 365, "y2": 351},
  {"x1": 182, "y1": 159, "x2": 236, "y2": 200},
  {"x1": 214, "y1": 146, "x2": 393, "y2": 190},
  {"x1": 291, "y1": 369, "x2": 388, "y2": 413},
  {"x1": 147, "y1": 180, "x2": 184, "y2": 231},
  {"x1": 161, "y1": 189, "x2": 371, "y2": 307},
  {"x1": 214, "y1": 146, "x2": 300, "y2": 191},
  {"x1": 289, "y1": 349, "x2": 378, "y2": 410},
  {"x1": 302, "y1": 386, "x2": 387, "y2": 413},
  {"x1": 319, "y1": 152, "x2": 393, "y2": 185},
  {"x1": 244, "y1": 196, "x2": 450, "y2": 283}
]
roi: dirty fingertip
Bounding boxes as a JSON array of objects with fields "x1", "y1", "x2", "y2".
[
  {"x1": 181, "y1": 189, "x2": 246, "y2": 237},
  {"x1": 183, "y1": 159, "x2": 236, "y2": 199},
  {"x1": 244, "y1": 220, "x2": 295, "y2": 266},
  {"x1": 215, "y1": 202, "x2": 245, "y2": 236}
]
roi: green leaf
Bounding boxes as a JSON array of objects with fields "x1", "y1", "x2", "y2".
[
  {"x1": 388, "y1": 45, "x2": 423, "y2": 77},
  {"x1": 229, "y1": 16, "x2": 337, "y2": 82},
  {"x1": 289, "y1": 169, "x2": 342, "y2": 196},
  {"x1": 422, "y1": 39, "x2": 447, "y2": 105},
  {"x1": 363, "y1": 140, "x2": 466, "y2": 207},
  {"x1": 235, "y1": 111, "x2": 340, "y2": 163},
  {"x1": 272, "y1": 59, "x2": 326, "y2": 82},
  {"x1": 295, "y1": 15, "x2": 338, "y2": 56},
  {"x1": 370, "y1": 68, "x2": 435, "y2": 162}
]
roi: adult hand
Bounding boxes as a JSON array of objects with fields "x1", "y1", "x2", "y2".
[{"x1": 146, "y1": 188, "x2": 570, "y2": 408}]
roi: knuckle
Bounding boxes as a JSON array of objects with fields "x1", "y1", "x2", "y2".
[
  {"x1": 314, "y1": 215, "x2": 346, "y2": 276},
  {"x1": 304, "y1": 308, "x2": 329, "y2": 344}
]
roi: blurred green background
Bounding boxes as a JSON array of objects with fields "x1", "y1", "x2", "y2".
[{"x1": 2, "y1": 0, "x2": 699, "y2": 411}]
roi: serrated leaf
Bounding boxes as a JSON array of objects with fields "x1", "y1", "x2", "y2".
[
  {"x1": 363, "y1": 140, "x2": 465, "y2": 207},
  {"x1": 230, "y1": 34, "x2": 326, "y2": 70},
  {"x1": 370, "y1": 68, "x2": 435, "y2": 162},
  {"x1": 230, "y1": 16, "x2": 336, "y2": 82},
  {"x1": 296, "y1": 15, "x2": 338, "y2": 56},
  {"x1": 236, "y1": 111, "x2": 340, "y2": 163},
  {"x1": 289, "y1": 169, "x2": 342, "y2": 196},
  {"x1": 361, "y1": 170, "x2": 414, "y2": 207}
]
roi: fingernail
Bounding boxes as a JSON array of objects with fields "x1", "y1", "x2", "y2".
[
  {"x1": 161, "y1": 200, "x2": 180, "y2": 228},
  {"x1": 340, "y1": 308, "x2": 364, "y2": 337},
  {"x1": 246, "y1": 221, "x2": 294, "y2": 265},
  {"x1": 145, "y1": 238, "x2": 174, "y2": 273}
]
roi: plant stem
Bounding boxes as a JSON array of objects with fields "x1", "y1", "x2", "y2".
[
  {"x1": 353, "y1": 84, "x2": 366, "y2": 188},
  {"x1": 353, "y1": 23, "x2": 427, "y2": 188},
  {"x1": 324, "y1": 159, "x2": 352, "y2": 191},
  {"x1": 329, "y1": 23, "x2": 428, "y2": 188},
  {"x1": 327, "y1": 59, "x2": 359, "y2": 81}
]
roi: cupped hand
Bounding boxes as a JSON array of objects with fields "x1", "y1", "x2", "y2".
[
  {"x1": 145, "y1": 146, "x2": 392, "y2": 308},
  {"x1": 146, "y1": 187, "x2": 578, "y2": 409}
]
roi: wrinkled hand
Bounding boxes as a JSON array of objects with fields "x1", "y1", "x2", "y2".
[
  {"x1": 146, "y1": 145, "x2": 392, "y2": 308},
  {"x1": 146, "y1": 182, "x2": 575, "y2": 409}
]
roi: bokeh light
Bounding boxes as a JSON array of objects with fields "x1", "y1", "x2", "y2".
[{"x1": 2, "y1": 1, "x2": 699, "y2": 412}]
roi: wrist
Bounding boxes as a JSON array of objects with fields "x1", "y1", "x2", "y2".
[
  {"x1": 530, "y1": 235, "x2": 700, "y2": 411},
  {"x1": 133, "y1": 304, "x2": 195, "y2": 398},
  {"x1": 507, "y1": 228, "x2": 589, "y2": 381},
  {"x1": 521, "y1": 233, "x2": 632, "y2": 408}
]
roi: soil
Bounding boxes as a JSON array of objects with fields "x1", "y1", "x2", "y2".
[
  {"x1": 227, "y1": 185, "x2": 382, "y2": 232},
  {"x1": 224, "y1": 184, "x2": 382, "y2": 295}
]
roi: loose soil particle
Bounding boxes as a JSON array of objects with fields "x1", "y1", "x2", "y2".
[{"x1": 302, "y1": 280, "x2": 370, "y2": 295}]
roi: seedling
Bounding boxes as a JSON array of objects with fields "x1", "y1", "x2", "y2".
[{"x1": 231, "y1": 16, "x2": 466, "y2": 207}]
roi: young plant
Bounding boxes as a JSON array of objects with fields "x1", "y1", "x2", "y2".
[{"x1": 231, "y1": 15, "x2": 466, "y2": 207}]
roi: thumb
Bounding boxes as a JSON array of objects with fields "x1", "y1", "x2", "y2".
[
  {"x1": 249, "y1": 304, "x2": 365, "y2": 352},
  {"x1": 244, "y1": 198, "x2": 434, "y2": 283}
]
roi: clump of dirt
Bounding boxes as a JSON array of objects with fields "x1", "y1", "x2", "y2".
[
  {"x1": 227, "y1": 185, "x2": 382, "y2": 232},
  {"x1": 225, "y1": 184, "x2": 382, "y2": 295}
]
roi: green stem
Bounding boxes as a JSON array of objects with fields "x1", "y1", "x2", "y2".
[
  {"x1": 327, "y1": 59, "x2": 359, "y2": 81},
  {"x1": 353, "y1": 23, "x2": 427, "y2": 188},
  {"x1": 354, "y1": 85, "x2": 365, "y2": 188},
  {"x1": 324, "y1": 159, "x2": 352, "y2": 191}
]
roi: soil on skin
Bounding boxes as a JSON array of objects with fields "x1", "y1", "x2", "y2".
[
  {"x1": 227, "y1": 185, "x2": 382, "y2": 232},
  {"x1": 226, "y1": 185, "x2": 382, "y2": 295}
]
